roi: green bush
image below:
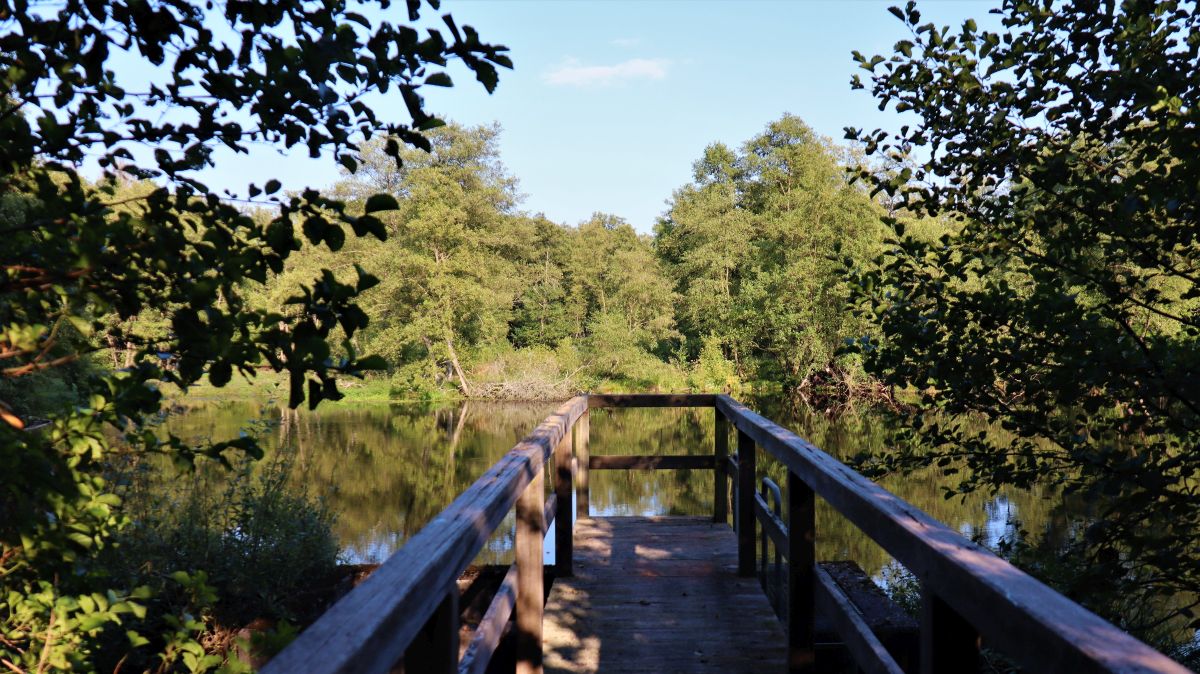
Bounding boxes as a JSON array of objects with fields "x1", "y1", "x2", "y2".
[
  {"x1": 688, "y1": 335, "x2": 743, "y2": 395},
  {"x1": 88, "y1": 449, "x2": 339, "y2": 672},
  {"x1": 110, "y1": 451, "x2": 339, "y2": 621}
]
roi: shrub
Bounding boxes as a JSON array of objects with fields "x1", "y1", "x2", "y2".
[
  {"x1": 113, "y1": 452, "x2": 338, "y2": 620},
  {"x1": 688, "y1": 335, "x2": 743, "y2": 395},
  {"x1": 93, "y1": 448, "x2": 339, "y2": 671}
]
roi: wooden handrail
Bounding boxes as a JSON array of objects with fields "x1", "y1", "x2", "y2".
[
  {"x1": 267, "y1": 392, "x2": 1187, "y2": 674},
  {"x1": 588, "y1": 454, "x2": 714, "y2": 470},
  {"x1": 713, "y1": 394, "x2": 1188, "y2": 674},
  {"x1": 263, "y1": 396, "x2": 587, "y2": 674}
]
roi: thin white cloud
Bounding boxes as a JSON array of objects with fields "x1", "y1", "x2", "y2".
[
  {"x1": 543, "y1": 58, "x2": 670, "y2": 87},
  {"x1": 610, "y1": 37, "x2": 642, "y2": 48}
]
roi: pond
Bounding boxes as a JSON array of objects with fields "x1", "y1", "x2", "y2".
[{"x1": 163, "y1": 396, "x2": 1064, "y2": 584}]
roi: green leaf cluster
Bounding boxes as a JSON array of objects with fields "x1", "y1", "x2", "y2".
[
  {"x1": 656, "y1": 114, "x2": 887, "y2": 393},
  {"x1": 845, "y1": 0, "x2": 1200, "y2": 648},
  {"x1": 266, "y1": 123, "x2": 682, "y2": 398},
  {"x1": 1, "y1": 1, "x2": 508, "y2": 670}
]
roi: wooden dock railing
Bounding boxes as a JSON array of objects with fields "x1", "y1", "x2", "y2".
[{"x1": 263, "y1": 393, "x2": 1188, "y2": 674}]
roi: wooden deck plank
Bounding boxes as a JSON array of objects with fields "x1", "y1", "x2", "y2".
[{"x1": 544, "y1": 516, "x2": 786, "y2": 674}]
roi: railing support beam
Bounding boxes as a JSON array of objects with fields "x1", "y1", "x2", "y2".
[
  {"x1": 787, "y1": 471, "x2": 815, "y2": 674},
  {"x1": 575, "y1": 409, "x2": 590, "y2": 521},
  {"x1": 714, "y1": 410, "x2": 729, "y2": 523},
  {"x1": 516, "y1": 465, "x2": 545, "y2": 674},
  {"x1": 736, "y1": 428, "x2": 756, "y2": 576},
  {"x1": 555, "y1": 428, "x2": 573, "y2": 577},
  {"x1": 919, "y1": 585, "x2": 979, "y2": 674}
]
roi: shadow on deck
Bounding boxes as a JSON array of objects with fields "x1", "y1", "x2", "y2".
[{"x1": 544, "y1": 517, "x2": 785, "y2": 673}]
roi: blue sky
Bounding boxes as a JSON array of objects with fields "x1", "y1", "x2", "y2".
[{"x1": 199, "y1": 0, "x2": 1001, "y2": 232}]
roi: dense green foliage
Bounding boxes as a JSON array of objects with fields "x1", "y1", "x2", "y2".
[
  {"x1": 16, "y1": 0, "x2": 1199, "y2": 667},
  {"x1": 1, "y1": 0, "x2": 507, "y2": 670},
  {"x1": 844, "y1": 0, "x2": 1200, "y2": 654},
  {"x1": 656, "y1": 115, "x2": 886, "y2": 398},
  {"x1": 258, "y1": 122, "x2": 684, "y2": 399},
  {"x1": 251, "y1": 117, "x2": 888, "y2": 403},
  {"x1": 98, "y1": 446, "x2": 338, "y2": 672}
]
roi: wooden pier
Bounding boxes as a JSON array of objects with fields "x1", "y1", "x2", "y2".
[
  {"x1": 543, "y1": 516, "x2": 786, "y2": 673},
  {"x1": 263, "y1": 394, "x2": 1189, "y2": 674}
]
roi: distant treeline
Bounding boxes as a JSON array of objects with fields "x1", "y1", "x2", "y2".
[{"x1": 93, "y1": 115, "x2": 926, "y2": 402}]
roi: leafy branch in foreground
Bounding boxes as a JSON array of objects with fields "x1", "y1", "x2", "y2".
[
  {"x1": 1, "y1": 0, "x2": 508, "y2": 669},
  {"x1": 844, "y1": 0, "x2": 1200, "y2": 651}
]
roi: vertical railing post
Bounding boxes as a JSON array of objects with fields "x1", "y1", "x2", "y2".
[
  {"x1": 920, "y1": 587, "x2": 979, "y2": 674},
  {"x1": 787, "y1": 471, "x2": 815, "y2": 674},
  {"x1": 554, "y1": 423, "x2": 573, "y2": 577},
  {"x1": 516, "y1": 464, "x2": 545, "y2": 674},
  {"x1": 714, "y1": 409, "x2": 728, "y2": 524},
  {"x1": 736, "y1": 429, "x2": 756, "y2": 577},
  {"x1": 401, "y1": 586, "x2": 459, "y2": 673},
  {"x1": 575, "y1": 408, "x2": 590, "y2": 521}
]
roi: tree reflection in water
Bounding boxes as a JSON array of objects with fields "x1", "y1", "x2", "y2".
[{"x1": 163, "y1": 399, "x2": 1066, "y2": 581}]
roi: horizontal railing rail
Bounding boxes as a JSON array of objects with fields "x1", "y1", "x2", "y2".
[
  {"x1": 712, "y1": 394, "x2": 1188, "y2": 674},
  {"x1": 265, "y1": 393, "x2": 1187, "y2": 674},
  {"x1": 263, "y1": 396, "x2": 587, "y2": 674}
]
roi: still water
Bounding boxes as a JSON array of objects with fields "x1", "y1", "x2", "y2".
[{"x1": 164, "y1": 397, "x2": 1062, "y2": 582}]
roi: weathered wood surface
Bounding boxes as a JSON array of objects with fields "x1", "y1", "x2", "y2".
[
  {"x1": 588, "y1": 454, "x2": 715, "y2": 470},
  {"x1": 714, "y1": 394, "x2": 1189, "y2": 674},
  {"x1": 458, "y1": 564, "x2": 516, "y2": 674},
  {"x1": 736, "y1": 429, "x2": 756, "y2": 577},
  {"x1": 820, "y1": 561, "x2": 917, "y2": 671},
  {"x1": 787, "y1": 471, "x2": 816, "y2": 674},
  {"x1": 543, "y1": 516, "x2": 786, "y2": 674},
  {"x1": 555, "y1": 431, "x2": 573, "y2": 577},
  {"x1": 814, "y1": 566, "x2": 904, "y2": 674},
  {"x1": 269, "y1": 392, "x2": 1187, "y2": 674},
  {"x1": 262, "y1": 396, "x2": 587, "y2": 674},
  {"x1": 713, "y1": 411, "x2": 728, "y2": 523},
  {"x1": 588, "y1": 393, "x2": 716, "y2": 408},
  {"x1": 516, "y1": 467, "x2": 546, "y2": 674},
  {"x1": 575, "y1": 410, "x2": 590, "y2": 520}
]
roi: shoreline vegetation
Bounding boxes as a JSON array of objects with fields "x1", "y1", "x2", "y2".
[
  {"x1": 54, "y1": 115, "x2": 894, "y2": 426},
  {"x1": 170, "y1": 368, "x2": 896, "y2": 416},
  {"x1": 6, "y1": 0, "x2": 1199, "y2": 670}
]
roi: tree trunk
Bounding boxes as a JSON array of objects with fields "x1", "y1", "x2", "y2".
[
  {"x1": 105, "y1": 335, "x2": 121, "y2": 369},
  {"x1": 445, "y1": 338, "x2": 471, "y2": 397}
]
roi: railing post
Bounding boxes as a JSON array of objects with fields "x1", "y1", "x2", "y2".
[
  {"x1": 919, "y1": 586, "x2": 979, "y2": 674},
  {"x1": 787, "y1": 471, "x2": 815, "y2": 674},
  {"x1": 555, "y1": 425, "x2": 573, "y2": 577},
  {"x1": 516, "y1": 464, "x2": 545, "y2": 674},
  {"x1": 736, "y1": 428, "x2": 756, "y2": 576},
  {"x1": 714, "y1": 410, "x2": 728, "y2": 524},
  {"x1": 575, "y1": 408, "x2": 590, "y2": 521},
  {"x1": 400, "y1": 586, "x2": 459, "y2": 673}
]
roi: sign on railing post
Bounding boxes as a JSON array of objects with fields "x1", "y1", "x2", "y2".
[
  {"x1": 737, "y1": 429, "x2": 756, "y2": 576},
  {"x1": 714, "y1": 411, "x2": 729, "y2": 523},
  {"x1": 516, "y1": 464, "x2": 545, "y2": 674},
  {"x1": 787, "y1": 471, "x2": 816, "y2": 674}
]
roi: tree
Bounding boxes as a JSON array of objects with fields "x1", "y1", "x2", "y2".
[
  {"x1": 327, "y1": 123, "x2": 526, "y2": 395},
  {"x1": 0, "y1": 1, "x2": 508, "y2": 669},
  {"x1": 657, "y1": 115, "x2": 884, "y2": 394},
  {"x1": 509, "y1": 216, "x2": 579, "y2": 349},
  {"x1": 572, "y1": 213, "x2": 678, "y2": 348},
  {"x1": 844, "y1": 0, "x2": 1200, "y2": 651}
]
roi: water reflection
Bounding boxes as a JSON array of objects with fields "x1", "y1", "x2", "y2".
[{"x1": 164, "y1": 398, "x2": 1062, "y2": 579}]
